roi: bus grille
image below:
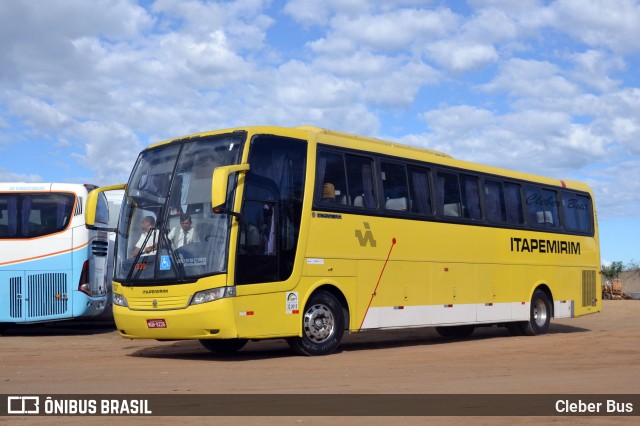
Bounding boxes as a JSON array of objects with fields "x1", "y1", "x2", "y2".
[
  {"x1": 127, "y1": 295, "x2": 191, "y2": 310},
  {"x1": 91, "y1": 239, "x2": 109, "y2": 257},
  {"x1": 10, "y1": 276, "x2": 22, "y2": 319},
  {"x1": 582, "y1": 270, "x2": 597, "y2": 307},
  {"x1": 27, "y1": 273, "x2": 69, "y2": 318}
]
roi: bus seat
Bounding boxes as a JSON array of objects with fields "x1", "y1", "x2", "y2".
[
  {"x1": 336, "y1": 194, "x2": 349, "y2": 205},
  {"x1": 385, "y1": 197, "x2": 408, "y2": 211},
  {"x1": 443, "y1": 203, "x2": 461, "y2": 217},
  {"x1": 536, "y1": 211, "x2": 553, "y2": 224},
  {"x1": 245, "y1": 224, "x2": 260, "y2": 246},
  {"x1": 186, "y1": 203, "x2": 204, "y2": 216},
  {"x1": 196, "y1": 222, "x2": 213, "y2": 242},
  {"x1": 353, "y1": 196, "x2": 364, "y2": 207}
]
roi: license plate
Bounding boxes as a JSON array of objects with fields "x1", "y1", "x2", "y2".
[{"x1": 146, "y1": 319, "x2": 167, "y2": 328}]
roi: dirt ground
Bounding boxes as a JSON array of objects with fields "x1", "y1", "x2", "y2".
[{"x1": 1, "y1": 300, "x2": 639, "y2": 425}]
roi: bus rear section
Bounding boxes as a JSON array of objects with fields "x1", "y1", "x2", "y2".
[{"x1": 0, "y1": 183, "x2": 111, "y2": 325}]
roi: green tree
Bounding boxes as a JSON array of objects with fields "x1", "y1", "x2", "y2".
[{"x1": 601, "y1": 261, "x2": 624, "y2": 281}]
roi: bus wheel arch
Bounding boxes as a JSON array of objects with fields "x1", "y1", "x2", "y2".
[{"x1": 287, "y1": 285, "x2": 348, "y2": 356}]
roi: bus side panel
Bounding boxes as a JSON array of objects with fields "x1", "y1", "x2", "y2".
[
  {"x1": 233, "y1": 289, "x2": 301, "y2": 338},
  {"x1": 356, "y1": 260, "x2": 433, "y2": 329}
]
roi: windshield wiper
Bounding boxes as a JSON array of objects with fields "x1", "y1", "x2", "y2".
[{"x1": 125, "y1": 227, "x2": 187, "y2": 283}]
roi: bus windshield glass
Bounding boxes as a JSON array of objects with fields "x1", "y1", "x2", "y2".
[
  {"x1": 0, "y1": 193, "x2": 75, "y2": 238},
  {"x1": 114, "y1": 132, "x2": 245, "y2": 285}
]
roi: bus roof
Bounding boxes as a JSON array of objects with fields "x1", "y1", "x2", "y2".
[
  {"x1": 145, "y1": 125, "x2": 593, "y2": 194},
  {"x1": 0, "y1": 183, "x2": 97, "y2": 193}
]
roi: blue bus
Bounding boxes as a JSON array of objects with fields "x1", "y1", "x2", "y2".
[{"x1": 0, "y1": 183, "x2": 112, "y2": 325}]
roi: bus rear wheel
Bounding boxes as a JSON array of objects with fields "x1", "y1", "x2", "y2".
[
  {"x1": 518, "y1": 289, "x2": 552, "y2": 336},
  {"x1": 287, "y1": 290, "x2": 345, "y2": 356},
  {"x1": 199, "y1": 338, "x2": 248, "y2": 354}
]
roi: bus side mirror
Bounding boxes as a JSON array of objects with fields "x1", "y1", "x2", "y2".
[
  {"x1": 86, "y1": 184, "x2": 127, "y2": 230},
  {"x1": 211, "y1": 163, "x2": 250, "y2": 215}
]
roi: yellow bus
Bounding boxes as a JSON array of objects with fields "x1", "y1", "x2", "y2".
[{"x1": 87, "y1": 126, "x2": 600, "y2": 356}]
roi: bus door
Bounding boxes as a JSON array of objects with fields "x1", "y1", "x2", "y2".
[{"x1": 233, "y1": 134, "x2": 307, "y2": 337}]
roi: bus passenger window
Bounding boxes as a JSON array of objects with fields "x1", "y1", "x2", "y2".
[
  {"x1": 407, "y1": 166, "x2": 432, "y2": 215},
  {"x1": 346, "y1": 155, "x2": 376, "y2": 209},
  {"x1": 485, "y1": 179, "x2": 507, "y2": 223},
  {"x1": 485, "y1": 179, "x2": 524, "y2": 225},
  {"x1": 381, "y1": 162, "x2": 409, "y2": 211},
  {"x1": 460, "y1": 174, "x2": 481, "y2": 220},
  {"x1": 525, "y1": 186, "x2": 559, "y2": 227},
  {"x1": 562, "y1": 192, "x2": 591, "y2": 233},
  {"x1": 437, "y1": 171, "x2": 461, "y2": 217},
  {"x1": 504, "y1": 182, "x2": 524, "y2": 225},
  {"x1": 316, "y1": 151, "x2": 349, "y2": 206}
]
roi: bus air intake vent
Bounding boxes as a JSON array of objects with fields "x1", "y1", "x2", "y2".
[
  {"x1": 27, "y1": 273, "x2": 69, "y2": 318},
  {"x1": 75, "y1": 197, "x2": 83, "y2": 216},
  {"x1": 91, "y1": 239, "x2": 109, "y2": 257},
  {"x1": 582, "y1": 270, "x2": 597, "y2": 307},
  {"x1": 10, "y1": 276, "x2": 22, "y2": 319}
]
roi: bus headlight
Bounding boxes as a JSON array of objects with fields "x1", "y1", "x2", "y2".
[
  {"x1": 190, "y1": 286, "x2": 236, "y2": 305},
  {"x1": 113, "y1": 292, "x2": 128, "y2": 307}
]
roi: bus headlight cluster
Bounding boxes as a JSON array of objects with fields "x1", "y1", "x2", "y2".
[
  {"x1": 190, "y1": 286, "x2": 236, "y2": 305},
  {"x1": 112, "y1": 292, "x2": 128, "y2": 307}
]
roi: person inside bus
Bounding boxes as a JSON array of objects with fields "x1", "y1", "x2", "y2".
[
  {"x1": 322, "y1": 182, "x2": 336, "y2": 203},
  {"x1": 130, "y1": 215, "x2": 159, "y2": 258},
  {"x1": 167, "y1": 213, "x2": 199, "y2": 249}
]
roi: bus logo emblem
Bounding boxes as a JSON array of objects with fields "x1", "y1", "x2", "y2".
[{"x1": 355, "y1": 222, "x2": 377, "y2": 247}]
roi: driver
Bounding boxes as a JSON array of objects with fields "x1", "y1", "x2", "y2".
[
  {"x1": 167, "y1": 214, "x2": 199, "y2": 249},
  {"x1": 129, "y1": 216, "x2": 159, "y2": 258}
]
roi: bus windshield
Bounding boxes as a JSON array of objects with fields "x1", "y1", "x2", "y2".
[
  {"x1": 114, "y1": 133, "x2": 245, "y2": 285},
  {"x1": 0, "y1": 193, "x2": 75, "y2": 238}
]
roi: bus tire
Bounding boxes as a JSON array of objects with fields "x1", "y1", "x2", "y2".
[
  {"x1": 521, "y1": 289, "x2": 552, "y2": 336},
  {"x1": 435, "y1": 325, "x2": 475, "y2": 338},
  {"x1": 199, "y1": 338, "x2": 248, "y2": 354},
  {"x1": 287, "y1": 290, "x2": 345, "y2": 356}
]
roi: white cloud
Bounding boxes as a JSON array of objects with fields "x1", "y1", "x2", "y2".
[
  {"x1": 550, "y1": 0, "x2": 640, "y2": 53},
  {"x1": 426, "y1": 40, "x2": 498, "y2": 72},
  {"x1": 70, "y1": 121, "x2": 142, "y2": 185},
  {"x1": 588, "y1": 160, "x2": 640, "y2": 218},
  {"x1": 568, "y1": 50, "x2": 624, "y2": 92},
  {"x1": 0, "y1": 168, "x2": 43, "y2": 182},
  {"x1": 0, "y1": 0, "x2": 639, "y2": 227},
  {"x1": 481, "y1": 58, "x2": 579, "y2": 98}
]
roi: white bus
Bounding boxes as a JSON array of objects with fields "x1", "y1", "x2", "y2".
[{"x1": 0, "y1": 183, "x2": 112, "y2": 326}]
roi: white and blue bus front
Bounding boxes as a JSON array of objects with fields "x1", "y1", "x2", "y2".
[{"x1": 0, "y1": 183, "x2": 110, "y2": 324}]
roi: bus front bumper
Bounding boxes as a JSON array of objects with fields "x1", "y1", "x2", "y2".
[{"x1": 113, "y1": 298, "x2": 238, "y2": 340}]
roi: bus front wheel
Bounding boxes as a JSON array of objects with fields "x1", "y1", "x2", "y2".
[
  {"x1": 287, "y1": 290, "x2": 345, "y2": 356},
  {"x1": 199, "y1": 338, "x2": 248, "y2": 354},
  {"x1": 521, "y1": 289, "x2": 552, "y2": 336}
]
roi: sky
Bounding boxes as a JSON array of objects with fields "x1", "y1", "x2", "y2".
[{"x1": 1, "y1": 0, "x2": 639, "y2": 266}]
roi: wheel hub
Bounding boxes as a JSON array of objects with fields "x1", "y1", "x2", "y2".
[{"x1": 304, "y1": 304, "x2": 334, "y2": 342}]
